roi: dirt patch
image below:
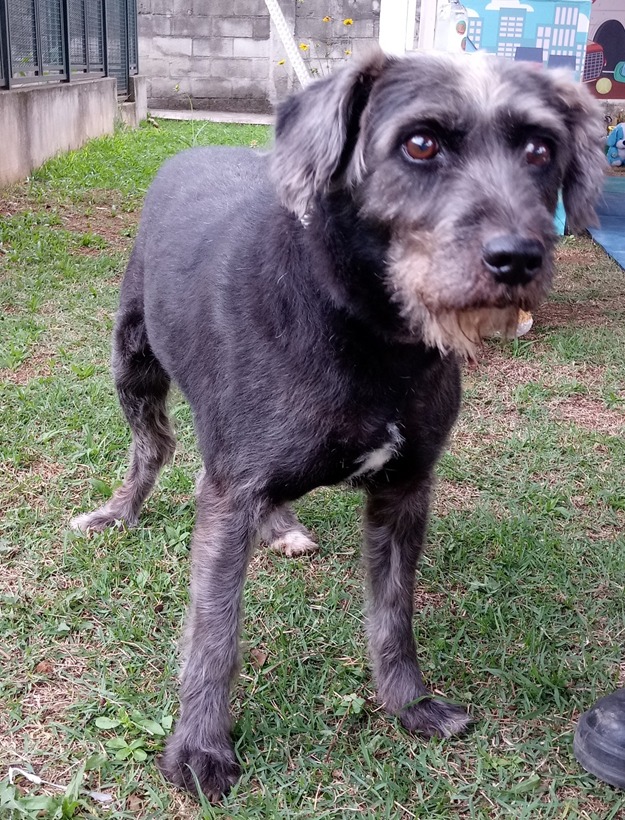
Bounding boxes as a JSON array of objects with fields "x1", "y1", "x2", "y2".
[
  {"x1": 469, "y1": 348, "x2": 607, "y2": 397},
  {"x1": 535, "y1": 300, "x2": 617, "y2": 330},
  {"x1": 0, "y1": 189, "x2": 138, "y2": 254},
  {"x1": 433, "y1": 479, "x2": 482, "y2": 515},
  {"x1": 552, "y1": 237, "x2": 625, "y2": 304},
  {"x1": 554, "y1": 242, "x2": 602, "y2": 267},
  {"x1": 550, "y1": 787, "x2": 614, "y2": 818},
  {"x1": 414, "y1": 587, "x2": 446, "y2": 612},
  {"x1": 0, "y1": 190, "x2": 38, "y2": 218},
  {"x1": 6, "y1": 457, "x2": 65, "y2": 481},
  {"x1": 59, "y1": 207, "x2": 137, "y2": 254},
  {"x1": 19, "y1": 656, "x2": 89, "y2": 718},
  {"x1": 0, "y1": 648, "x2": 91, "y2": 772},
  {"x1": 0, "y1": 347, "x2": 55, "y2": 386},
  {"x1": 549, "y1": 395, "x2": 624, "y2": 436},
  {"x1": 0, "y1": 458, "x2": 68, "y2": 522},
  {"x1": 470, "y1": 351, "x2": 545, "y2": 390}
]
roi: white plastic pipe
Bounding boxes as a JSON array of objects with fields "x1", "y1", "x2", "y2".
[{"x1": 379, "y1": 0, "x2": 418, "y2": 55}]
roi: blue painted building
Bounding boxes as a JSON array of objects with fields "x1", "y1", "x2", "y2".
[{"x1": 463, "y1": 0, "x2": 592, "y2": 77}]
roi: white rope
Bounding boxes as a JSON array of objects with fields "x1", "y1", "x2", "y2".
[
  {"x1": 8, "y1": 767, "x2": 113, "y2": 805},
  {"x1": 264, "y1": 0, "x2": 313, "y2": 88}
]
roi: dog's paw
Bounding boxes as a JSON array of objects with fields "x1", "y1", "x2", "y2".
[
  {"x1": 269, "y1": 529, "x2": 319, "y2": 557},
  {"x1": 70, "y1": 510, "x2": 113, "y2": 534},
  {"x1": 400, "y1": 697, "x2": 471, "y2": 738},
  {"x1": 69, "y1": 508, "x2": 130, "y2": 534},
  {"x1": 157, "y1": 739, "x2": 240, "y2": 802}
]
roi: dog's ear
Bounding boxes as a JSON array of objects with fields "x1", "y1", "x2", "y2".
[
  {"x1": 271, "y1": 50, "x2": 390, "y2": 218},
  {"x1": 549, "y1": 74, "x2": 606, "y2": 233}
]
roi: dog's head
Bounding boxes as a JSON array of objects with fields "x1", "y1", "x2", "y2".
[{"x1": 271, "y1": 51, "x2": 605, "y2": 356}]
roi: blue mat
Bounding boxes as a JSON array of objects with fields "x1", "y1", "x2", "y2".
[{"x1": 588, "y1": 176, "x2": 625, "y2": 271}]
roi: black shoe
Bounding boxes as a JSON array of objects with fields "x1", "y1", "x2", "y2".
[{"x1": 574, "y1": 689, "x2": 625, "y2": 790}]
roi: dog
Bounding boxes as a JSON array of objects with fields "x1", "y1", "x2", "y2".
[{"x1": 71, "y1": 49, "x2": 605, "y2": 800}]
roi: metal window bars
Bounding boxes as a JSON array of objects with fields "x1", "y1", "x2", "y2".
[{"x1": 0, "y1": 0, "x2": 137, "y2": 95}]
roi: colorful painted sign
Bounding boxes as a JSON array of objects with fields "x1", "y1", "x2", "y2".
[
  {"x1": 586, "y1": 0, "x2": 625, "y2": 100},
  {"x1": 457, "y1": 0, "x2": 593, "y2": 79}
]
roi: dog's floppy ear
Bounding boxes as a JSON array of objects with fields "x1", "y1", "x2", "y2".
[
  {"x1": 550, "y1": 74, "x2": 606, "y2": 233},
  {"x1": 271, "y1": 49, "x2": 390, "y2": 218}
]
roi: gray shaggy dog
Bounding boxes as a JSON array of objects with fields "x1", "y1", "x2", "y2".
[{"x1": 72, "y1": 49, "x2": 605, "y2": 800}]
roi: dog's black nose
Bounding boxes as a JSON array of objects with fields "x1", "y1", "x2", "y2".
[{"x1": 482, "y1": 236, "x2": 544, "y2": 286}]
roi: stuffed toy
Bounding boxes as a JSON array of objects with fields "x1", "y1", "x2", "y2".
[{"x1": 606, "y1": 123, "x2": 625, "y2": 167}]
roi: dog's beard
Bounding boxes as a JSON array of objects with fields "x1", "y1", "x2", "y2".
[
  {"x1": 387, "y1": 234, "x2": 533, "y2": 358},
  {"x1": 418, "y1": 305, "x2": 520, "y2": 359}
]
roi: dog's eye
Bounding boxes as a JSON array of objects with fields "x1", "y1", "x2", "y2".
[
  {"x1": 404, "y1": 134, "x2": 439, "y2": 162},
  {"x1": 524, "y1": 139, "x2": 552, "y2": 167}
]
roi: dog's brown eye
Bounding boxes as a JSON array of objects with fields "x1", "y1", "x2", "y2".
[
  {"x1": 525, "y1": 140, "x2": 552, "y2": 167},
  {"x1": 404, "y1": 134, "x2": 439, "y2": 161}
]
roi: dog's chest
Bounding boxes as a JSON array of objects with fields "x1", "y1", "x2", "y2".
[{"x1": 345, "y1": 422, "x2": 403, "y2": 480}]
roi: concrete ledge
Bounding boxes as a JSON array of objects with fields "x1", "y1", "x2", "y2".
[
  {"x1": 149, "y1": 108, "x2": 273, "y2": 125},
  {"x1": 0, "y1": 78, "x2": 117, "y2": 188},
  {"x1": 118, "y1": 75, "x2": 149, "y2": 128}
]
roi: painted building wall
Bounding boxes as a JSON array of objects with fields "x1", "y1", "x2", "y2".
[
  {"x1": 462, "y1": 0, "x2": 592, "y2": 76},
  {"x1": 586, "y1": 0, "x2": 625, "y2": 100}
]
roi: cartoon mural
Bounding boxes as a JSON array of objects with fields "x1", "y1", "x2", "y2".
[
  {"x1": 458, "y1": 0, "x2": 593, "y2": 78},
  {"x1": 586, "y1": 0, "x2": 625, "y2": 100}
]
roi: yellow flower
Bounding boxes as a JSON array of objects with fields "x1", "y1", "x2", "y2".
[
  {"x1": 344, "y1": 49, "x2": 352, "y2": 56},
  {"x1": 277, "y1": 59, "x2": 285, "y2": 65},
  {"x1": 322, "y1": 15, "x2": 331, "y2": 22},
  {"x1": 299, "y1": 43, "x2": 309, "y2": 50},
  {"x1": 343, "y1": 18, "x2": 353, "y2": 25}
]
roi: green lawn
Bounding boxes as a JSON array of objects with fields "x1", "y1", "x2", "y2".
[{"x1": 1, "y1": 121, "x2": 624, "y2": 819}]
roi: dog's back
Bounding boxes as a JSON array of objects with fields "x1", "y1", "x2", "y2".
[{"x1": 125, "y1": 145, "x2": 272, "y2": 330}]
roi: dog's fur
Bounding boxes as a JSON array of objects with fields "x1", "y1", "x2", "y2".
[{"x1": 71, "y1": 50, "x2": 605, "y2": 800}]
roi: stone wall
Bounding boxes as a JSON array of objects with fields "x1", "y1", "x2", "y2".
[{"x1": 138, "y1": 0, "x2": 383, "y2": 113}]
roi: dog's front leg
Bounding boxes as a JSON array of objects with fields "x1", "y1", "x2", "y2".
[
  {"x1": 364, "y1": 478, "x2": 471, "y2": 738},
  {"x1": 159, "y1": 480, "x2": 263, "y2": 801}
]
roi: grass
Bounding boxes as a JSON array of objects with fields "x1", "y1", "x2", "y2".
[{"x1": 1, "y1": 120, "x2": 624, "y2": 819}]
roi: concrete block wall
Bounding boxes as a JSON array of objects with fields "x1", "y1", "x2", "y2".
[
  {"x1": 295, "y1": 0, "x2": 380, "y2": 78},
  {"x1": 138, "y1": 0, "x2": 382, "y2": 113}
]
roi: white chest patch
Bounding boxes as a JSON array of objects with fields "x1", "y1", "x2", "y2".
[{"x1": 349, "y1": 423, "x2": 403, "y2": 479}]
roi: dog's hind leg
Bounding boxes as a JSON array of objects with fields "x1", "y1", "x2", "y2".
[
  {"x1": 197, "y1": 474, "x2": 317, "y2": 558},
  {"x1": 259, "y1": 504, "x2": 318, "y2": 557},
  {"x1": 364, "y1": 477, "x2": 471, "y2": 738},
  {"x1": 71, "y1": 304, "x2": 176, "y2": 533},
  {"x1": 158, "y1": 478, "x2": 266, "y2": 801}
]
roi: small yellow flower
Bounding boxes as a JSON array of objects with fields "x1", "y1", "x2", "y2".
[
  {"x1": 277, "y1": 59, "x2": 285, "y2": 65},
  {"x1": 322, "y1": 15, "x2": 331, "y2": 22},
  {"x1": 299, "y1": 42, "x2": 309, "y2": 50},
  {"x1": 343, "y1": 18, "x2": 353, "y2": 25},
  {"x1": 344, "y1": 49, "x2": 352, "y2": 55}
]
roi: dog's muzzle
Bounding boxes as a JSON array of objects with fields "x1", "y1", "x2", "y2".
[{"x1": 482, "y1": 235, "x2": 544, "y2": 287}]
